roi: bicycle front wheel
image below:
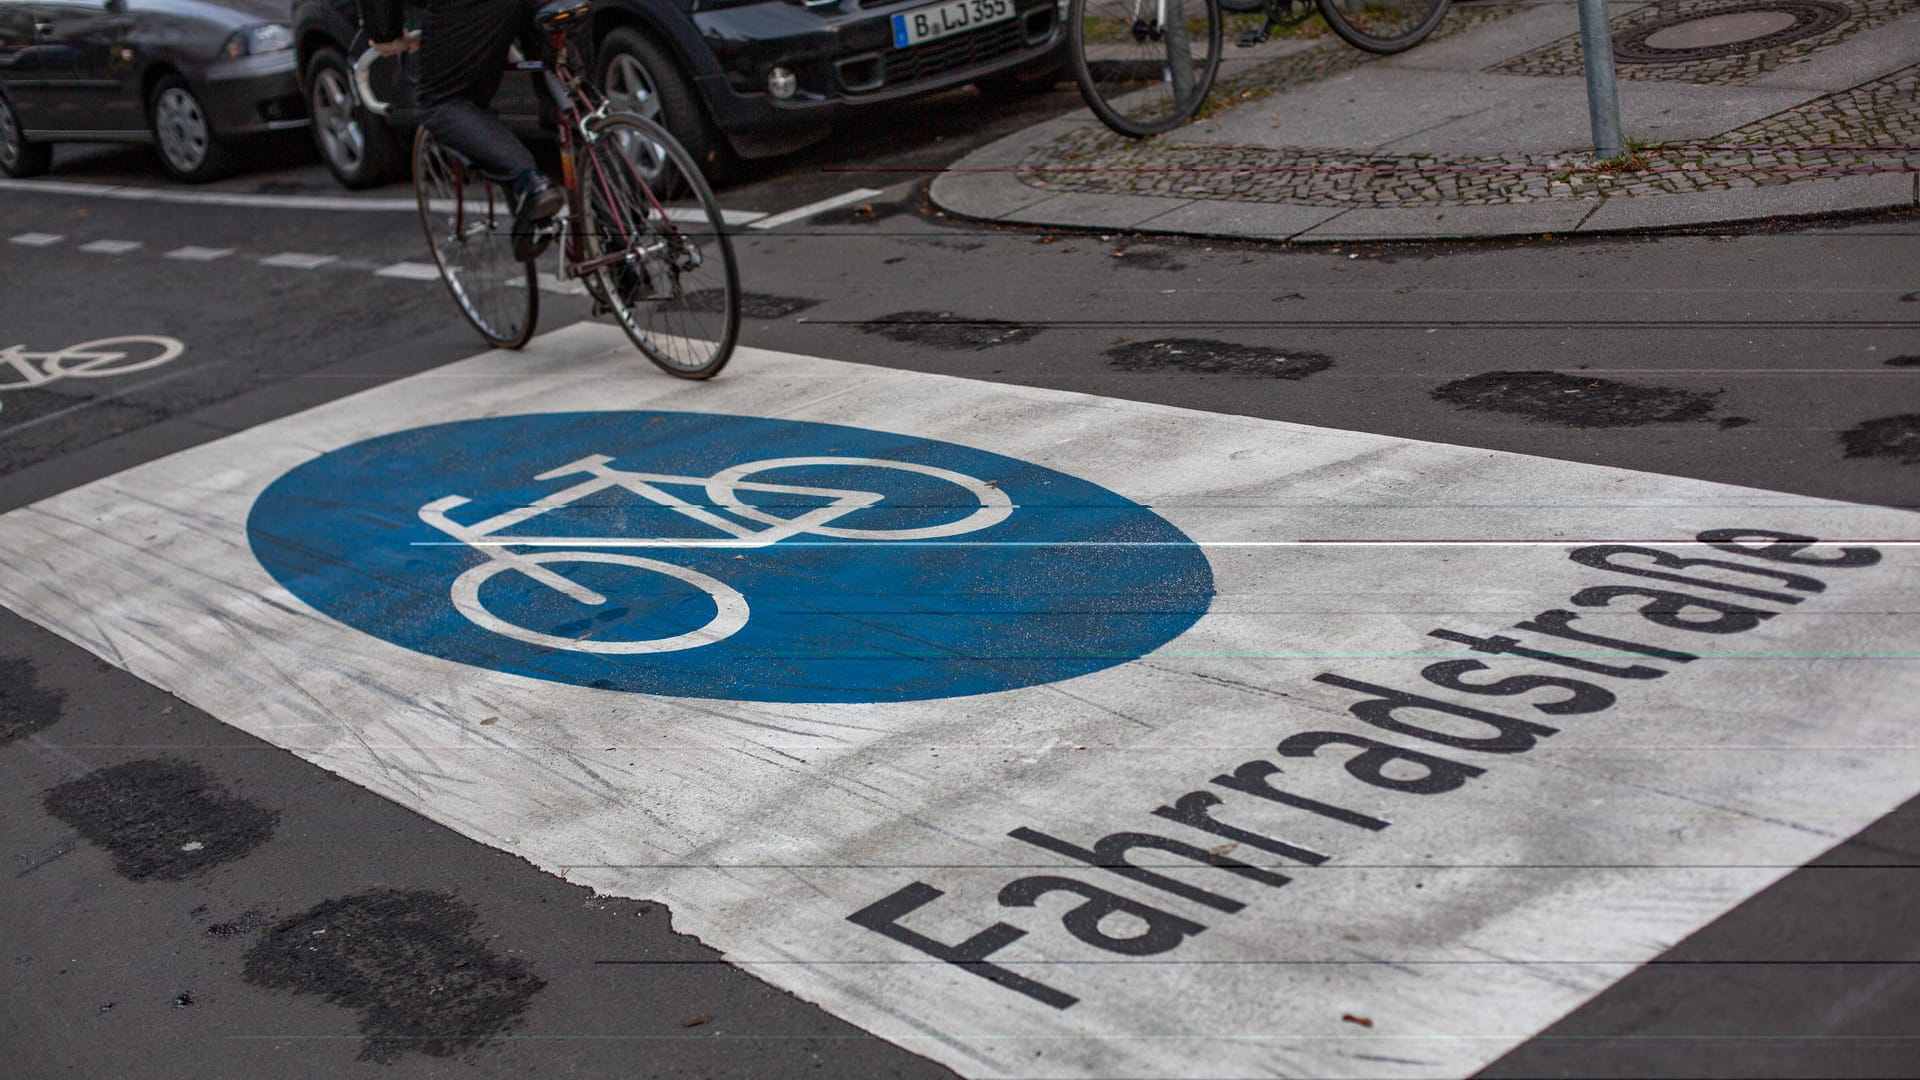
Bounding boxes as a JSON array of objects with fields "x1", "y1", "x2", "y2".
[
  {"x1": 1069, "y1": 0, "x2": 1222, "y2": 138},
  {"x1": 413, "y1": 128, "x2": 538, "y2": 350},
  {"x1": 577, "y1": 112, "x2": 739, "y2": 379},
  {"x1": 1316, "y1": 0, "x2": 1451, "y2": 54}
]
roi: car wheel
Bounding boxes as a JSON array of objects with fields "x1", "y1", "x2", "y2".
[
  {"x1": 0, "y1": 91, "x2": 52, "y2": 178},
  {"x1": 306, "y1": 47, "x2": 406, "y2": 189},
  {"x1": 149, "y1": 74, "x2": 235, "y2": 182},
  {"x1": 594, "y1": 27, "x2": 732, "y2": 193}
]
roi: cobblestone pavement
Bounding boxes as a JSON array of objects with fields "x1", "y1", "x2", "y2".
[
  {"x1": 1496, "y1": 0, "x2": 1920, "y2": 85},
  {"x1": 1015, "y1": 3, "x2": 1920, "y2": 210}
]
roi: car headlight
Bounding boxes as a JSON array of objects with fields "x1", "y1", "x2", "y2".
[{"x1": 221, "y1": 23, "x2": 294, "y2": 59}]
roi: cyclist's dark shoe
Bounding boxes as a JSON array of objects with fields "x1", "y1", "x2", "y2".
[{"x1": 511, "y1": 171, "x2": 565, "y2": 263}]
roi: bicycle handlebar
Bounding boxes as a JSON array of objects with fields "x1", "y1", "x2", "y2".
[{"x1": 351, "y1": 31, "x2": 418, "y2": 119}]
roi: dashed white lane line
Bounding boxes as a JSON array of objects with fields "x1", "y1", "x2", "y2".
[
  {"x1": 166, "y1": 246, "x2": 236, "y2": 262},
  {"x1": 375, "y1": 262, "x2": 443, "y2": 281},
  {"x1": 747, "y1": 188, "x2": 885, "y2": 230},
  {"x1": 527, "y1": 271, "x2": 588, "y2": 297},
  {"x1": 78, "y1": 239, "x2": 142, "y2": 255},
  {"x1": 9, "y1": 232, "x2": 63, "y2": 247},
  {"x1": 259, "y1": 252, "x2": 339, "y2": 270}
]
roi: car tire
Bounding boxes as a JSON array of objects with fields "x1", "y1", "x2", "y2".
[
  {"x1": 306, "y1": 46, "x2": 407, "y2": 189},
  {"x1": 594, "y1": 26, "x2": 733, "y2": 191},
  {"x1": 149, "y1": 73, "x2": 236, "y2": 182},
  {"x1": 0, "y1": 90, "x2": 52, "y2": 178}
]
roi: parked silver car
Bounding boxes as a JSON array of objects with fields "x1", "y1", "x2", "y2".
[{"x1": 0, "y1": 0, "x2": 308, "y2": 181}]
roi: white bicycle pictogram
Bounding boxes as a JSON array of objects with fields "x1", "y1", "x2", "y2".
[
  {"x1": 0, "y1": 335, "x2": 186, "y2": 413},
  {"x1": 419, "y1": 453, "x2": 1014, "y2": 655}
]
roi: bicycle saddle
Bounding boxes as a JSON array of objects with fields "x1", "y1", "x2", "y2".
[{"x1": 535, "y1": 0, "x2": 591, "y2": 30}]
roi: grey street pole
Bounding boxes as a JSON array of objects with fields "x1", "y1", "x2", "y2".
[{"x1": 1578, "y1": 0, "x2": 1623, "y2": 158}]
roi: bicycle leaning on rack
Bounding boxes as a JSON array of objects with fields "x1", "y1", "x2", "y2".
[
  {"x1": 1068, "y1": 0, "x2": 1452, "y2": 138},
  {"x1": 353, "y1": 0, "x2": 739, "y2": 378}
]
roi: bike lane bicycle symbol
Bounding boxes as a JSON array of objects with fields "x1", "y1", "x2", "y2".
[
  {"x1": 249, "y1": 411, "x2": 1213, "y2": 703},
  {"x1": 421, "y1": 453, "x2": 1014, "y2": 655},
  {"x1": 0, "y1": 336, "x2": 185, "y2": 414}
]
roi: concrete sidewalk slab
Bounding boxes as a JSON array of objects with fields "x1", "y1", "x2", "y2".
[{"x1": 931, "y1": 0, "x2": 1920, "y2": 242}]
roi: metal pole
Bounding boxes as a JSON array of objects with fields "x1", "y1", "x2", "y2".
[
  {"x1": 1577, "y1": 0, "x2": 1623, "y2": 159},
  {"x1": 1162, "y1": 0, "x2": 1196, "y2": 106}
]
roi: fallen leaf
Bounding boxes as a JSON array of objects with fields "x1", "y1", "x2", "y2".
[
  {"x1": 479, "y1": 717, "x2": 498, "y2": 726},
  {"x1": 1341, "y1": 1013, "x2": 1374, "y2": 1028},
  {"x1": 683, "y1": 1015, "x2": 713, "y2": 1028}
]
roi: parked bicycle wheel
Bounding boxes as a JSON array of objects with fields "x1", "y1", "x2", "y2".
[
  {"x1": 1316, "y1": 0, "x2": 1451, "y2": 54},
  {"x1": 1069, "y1": 0, "x2": 1223, "y2": 138},
  {"x1": 578, "y1": 112, "x2": 739, "y2": 380},
  {"x1": 413, "y1": 128, "x2": 538, "y2": 350}
]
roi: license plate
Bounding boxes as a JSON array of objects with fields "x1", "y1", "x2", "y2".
[{"x1": 892, "y1": 0, "x2": 1016, "y2": 48}]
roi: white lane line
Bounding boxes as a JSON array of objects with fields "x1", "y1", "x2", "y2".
[
  {"x1": 166, "y1": 246, "x2": 236, "y2": 262},
  {"x1": 0, "y1": 177, "x2": 767, "y2": 224},
  {"x1": 375, "y1": 262, "x2": 443, "y2": 281},
  {"x1": 2, "y1": 320, "x2": 1914, "y2": 1080},
  {"x1": 259, "y1": 252, "x2": 339, "y2": 270},
  {"x1": 9, "y1": 232, "x2": 63, "y2": 247},
  {"x1": 514, "y1": 271, "x2": 589, "y2": 297},
  {"x1": 78, "y1": 240, "x2": 142, "y2": 255},
  {"x1": 665, "y1": 206, "x2": 767, "y2": 227},
  {"x1": 747, "y1": 188, "x2": 885, "y2": 230}
]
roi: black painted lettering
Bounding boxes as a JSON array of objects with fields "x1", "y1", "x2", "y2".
[
  {"x1": 1570, "y1": 544, "x2": 1824, "y2": 603},
  {"x1": 1570, "y1": 585, "x2": 1775, "y2": 634},
  {"x1": 1513, "y1": 610, "x2": 1699, "y2": 663},
  {"x1": 848, "y1": 882, "x2": 1078, "y2": 1009},
  {"x1": 1276, "y1": 732, "x2": 1485, "y2": 796},
  {"x1": 999, "y1": 875, "x2": 1206, "y2": 956},
  {"x1": 1419, "y1": 659, "x2": 1616, "y2": 715},
  {"x1": 1314, "y1": 673, "x2": 1559, "y2": 754},
  {"x1": 1008, "y1": 827, "x2": 1287, "y2": 913},
  {"x1": 1429, "y1": 628, "x2": 1670, "y2": 680},
  {"x1": 1699, "y1": 528, "x2": 1880, "y2": 569},
  {"x1": 1150, "y1": 790, "x2": 1330, "y2": 865},
  {"x1": 1209, "y1": 760, "x2": 1389, "y2": 831}
]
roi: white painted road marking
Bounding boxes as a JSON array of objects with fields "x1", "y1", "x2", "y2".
[
  {"x1": 748, "y1": 188, "x2": 886, "y2": 230},
  {"x1": 0, "y1": 321, "x2": 1913, "y2": 1080},
  {"x1": 78, "y1": 239, "x2": 141, "y2": 255},
  {"x1": 259, "y1": 252, "x2": 339, "y2": 270},
  {"x1": 9, "y1": 232, "x2": 62, "y2": 247},
  {"x1": 373, "y1": 261, "x2": 442, "y2": 281},
  {"x1": 166, "y1": 246, "x2": 236, "y2": 262},
  {"x1": 0, "y1": 176, "x2": 769, "y2": 225}
]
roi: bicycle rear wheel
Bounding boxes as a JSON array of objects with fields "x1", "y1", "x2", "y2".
[
  {"x1": 413, "y1": 128, "x2": 538, "y2": 350},
  {"x1": 1316, "y1": 0, "x2": 1450, "y2": 54},
  {"x1": 576, "y1": 112, "x2": 738, "y2": 379},
  {"x1": 1069, "y1": 0, "x2": 1222, "y2": 138}
]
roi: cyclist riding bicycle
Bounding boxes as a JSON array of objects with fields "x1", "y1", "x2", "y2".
[{"x1": 362, "y1": 0, "x2": 566, "y2": 262}]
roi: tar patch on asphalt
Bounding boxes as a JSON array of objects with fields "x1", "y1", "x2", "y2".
[
  {"x1": 0, "y1": 657, "x2": 63, "y2": 745},
  {"x1": 859, "y1": 311, "x2": 1041, "y2": 351},
  {"x1": 242, "y1": 889, "x2": 545, "y2": 1064},
  {"x1": 1106, "y1": 339, "x2": 1334, "y2": 379},
  {"x1": 1885, "y1": 355, "x2": 1920, "y2": 367},
  {"x1": 1431, "y1": 371, "x2": 1719, "y2": 428},
  {"x1": 1840, "y1": 414, "x2": 1920, "y2": 464},
  {"x1": 1109, "y1": 248, "x2": 1188, "y2": 272},
  {"x1": 672, "y1": 289, "x2": 818, "y2": 320},
  {"x1": 41, "y1": 759, "x2": 277, "y2": 881}
]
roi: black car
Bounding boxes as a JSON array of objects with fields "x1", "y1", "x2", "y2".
[
  {"x1": 0, "y1": 0, "x2": 308, "y2": 181},
  {"x1": 292, "y1": 0, "x2": 1063, "y2": 189}
]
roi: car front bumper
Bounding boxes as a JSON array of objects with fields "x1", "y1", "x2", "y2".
[
  {"x1": 198, "y1": 51, "x2": 310, "y2": 137},
  {"x1": 692, "y1": 0, "x2": 1063, "y2": 158}
]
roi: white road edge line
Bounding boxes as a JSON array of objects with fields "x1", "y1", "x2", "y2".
[
  {"x1": 0, "y1": 177, "x2": 768, "y2": 225},
  {"x1": 259, "y1": 253, "x2": 339, "y2": 270},
  {"x1": 77, "y1": 240, "x2": 141, "y2": 255},
  {"x1": 8, "y1": 232, "x2": 63, "y2": 246},
  {"x1": 375, "y1": 262, "x2": 443, "y2": 281},
  {"x1": 166, "y1": 246, "x2": 236, "y2": 261},
  {"x1": 748, "y1": 188, "x2": 885, "y2": 230}
]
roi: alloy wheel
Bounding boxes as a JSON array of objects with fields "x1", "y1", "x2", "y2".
[
  {"x1": 155, "y1": 87, "x2": 210, "y2": 173},
  {"x1": 312, "y1": 67, "x2": 366, "y2": 175},
  {"x1": 0, "y1": 99, "x2": 21, "y2": 171},
  {"x1": 601, "y1": 53, "x2": 672, "y2": 188}
]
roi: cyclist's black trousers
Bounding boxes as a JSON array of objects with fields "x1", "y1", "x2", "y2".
[{"x1": 416, "y1": 0, "x2": 537, "y2": 182}]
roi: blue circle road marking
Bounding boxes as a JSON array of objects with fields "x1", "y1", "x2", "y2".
[{"x1": 247, "y1": 412, "x2": 1215, "y2": 703}]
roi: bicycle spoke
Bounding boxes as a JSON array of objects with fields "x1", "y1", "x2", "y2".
[{"x1": 414, "y1": 129, "x2": 538, "y2": 349}]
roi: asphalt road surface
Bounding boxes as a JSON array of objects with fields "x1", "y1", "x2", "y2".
[{"x1": 2, "y1": 78, "x2": 1918, "y2": 1080}]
